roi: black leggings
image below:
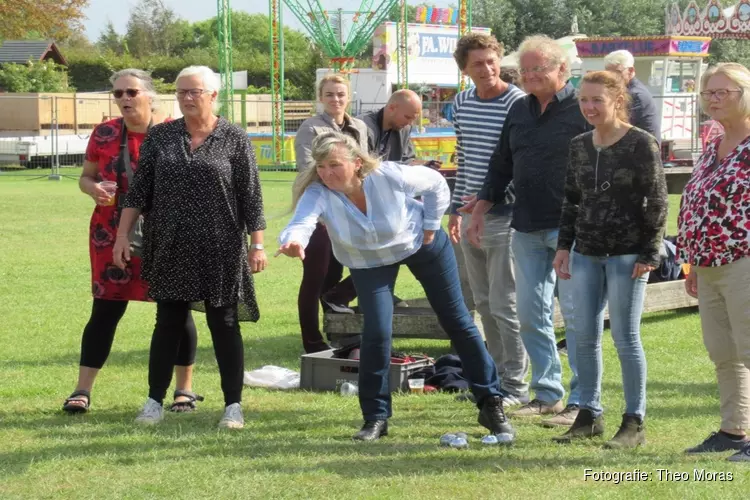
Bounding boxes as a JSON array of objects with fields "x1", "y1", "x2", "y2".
[
  {"x1": 80, "y1": 298, "x2": 197, "y2": 369},
  {"x1": 149, "y1": 301, "x2": 244, "y2": 406}
]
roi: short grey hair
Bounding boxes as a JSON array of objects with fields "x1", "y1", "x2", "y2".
[
  {"x1": 604, "y1": 50, "x2": 635, "y2": 69},
  {"x1": 517, "y1": 35, "x2": 571, "y2": 81},
  {"x1": 109, "y1": 68, "x2": 158, "y2": 110},
  {"x1": 175, "y1": 65, "x2": 221, "y2": 93},
  {"x1": 700, "y1": 62, "x2": 750, "y2": 118}
]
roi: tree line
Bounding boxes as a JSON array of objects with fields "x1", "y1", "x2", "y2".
[{"x1": 1, "y1": 0, "x2": 749, "y2": 98}]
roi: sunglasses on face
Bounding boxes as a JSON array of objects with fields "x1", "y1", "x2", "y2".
[{"x1": 113, "y1": 89, "x2": 141, "y2": 99}]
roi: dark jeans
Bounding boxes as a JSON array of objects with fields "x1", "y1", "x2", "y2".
[
  {"x1": 349, "y1": 229, "x2": 503, "y2": 420},
  {"x1": 80, "y1": 298, "x2": 196, "y2": 369},
  {"x1": 149, "y1": 301, "x2": 243, "y2": 406},
  {"x1": 299, "y1": 223, "x2": 357, "y2": 352}
]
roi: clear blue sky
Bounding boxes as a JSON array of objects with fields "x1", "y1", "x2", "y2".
[{"x1": 83, "y1": 0, "x2": 454, "y2": 41}]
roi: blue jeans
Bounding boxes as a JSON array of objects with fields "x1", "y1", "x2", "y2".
[
  {"x1": 511, "y1": 229, "x2": 579, "y2": 404},
  {"x1": 350, "y1": 229, "x2": 504, "y2": 420},
  {"x1": 569, "y1": 252, "x2": 648, "y2": 418}
]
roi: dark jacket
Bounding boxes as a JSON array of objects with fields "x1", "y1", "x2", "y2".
[
  {"x1": 628, "y1": 77, "x2": 660, "y2": 141},
  {"x1": 478, "y1": 83, "x2": 590, "y2": 232},
  {"x1": 557, "y1": 127, "x2": 668, "y2": 267},
  {"x1": 358, "y1": 107, "x2": 416, "y2": 162}
]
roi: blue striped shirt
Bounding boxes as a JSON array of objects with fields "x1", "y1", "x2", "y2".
[
  {"x1": 451, "y1": 85, "x2": 525, "y2": 215},
  {"x1": 279, "y1": 162, "x2": 450, "y2": 269}
]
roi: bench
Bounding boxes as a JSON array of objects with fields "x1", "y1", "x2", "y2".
[{"x1": 323, "y1": 279, "x2": 698, "y2": 342}]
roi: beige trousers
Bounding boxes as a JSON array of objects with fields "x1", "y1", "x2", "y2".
[{"x1": 695, "y1": 256, "x2": 750, "y2": 431}]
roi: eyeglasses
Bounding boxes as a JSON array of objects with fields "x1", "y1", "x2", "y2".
[
  {"x1": 699, "y1": 89, "x2": 743, "y2": 100},
  {"x1": 519, "y1": 64, "x2": 556, "y2": 75},
  {"x1": 113, "y1": 89, "x2": 140, "y2": 99},
  {"x1": 176, "y1": 89, "x2": 209, "y2": 99}
]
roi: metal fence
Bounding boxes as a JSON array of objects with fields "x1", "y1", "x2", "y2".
[{"x1": 0, "y1": 93, "x2": 706, "y2": 177}]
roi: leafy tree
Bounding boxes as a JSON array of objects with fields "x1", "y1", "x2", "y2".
[
  {"x1": 0, "y1": 61, "x2": 70, "y2": 92},
  {"x1": 97, "y1": 21, "x2": 127, "y2": 55},
  {"x1": 124, "y1": 0, "x2": 194, "y2": 58},
  {"x1": 0, "y1": 0, "x2": 89, "y2": 41}
]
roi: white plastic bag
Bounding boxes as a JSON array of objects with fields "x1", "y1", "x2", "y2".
[{"x1": 243, "y1": 365, "x2": 300, "y2": 390}]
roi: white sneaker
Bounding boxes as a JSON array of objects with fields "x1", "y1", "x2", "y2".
[
  {"x1": 135, "y1": 398, "x2": 164, "y2": 425},
  {"x1": 218, "y1": 403, "x2": 244, "y2": 429}
]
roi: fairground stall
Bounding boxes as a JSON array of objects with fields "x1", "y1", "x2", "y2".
[{"x1": 574, "y1": 35, "x2": 711, "y2": 151}]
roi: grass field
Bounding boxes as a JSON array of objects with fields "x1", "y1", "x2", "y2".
[{"x1": 0, "y1": 170, "x2": 746, "y2": 499}]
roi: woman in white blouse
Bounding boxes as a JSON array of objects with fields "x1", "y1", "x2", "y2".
[{"x1": 277, "y1": 131, "x2": 514, "y2": 442}]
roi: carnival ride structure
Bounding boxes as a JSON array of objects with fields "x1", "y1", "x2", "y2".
[{"x1": 215, "y1": 0, "x2": 474, "y2": 166}]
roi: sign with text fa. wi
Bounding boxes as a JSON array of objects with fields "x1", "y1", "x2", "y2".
[{"x1": 419, "y1": 34, "x2": 458, "y2": 58}]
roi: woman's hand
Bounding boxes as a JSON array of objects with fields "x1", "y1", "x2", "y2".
[
  {"x1": 113, "y1": 233, "x2": 131, "y2": 269},
  {"x1": 684, "y1": 270, "x2": 698, "y2": 298},
  {"x1": 423, "y1": 230, "x2": 435, "y2": 246},
  {"x1": 553, "y1": 250, "x2": 571, "y2": 280},
  {"x1": 632, "y1": 262, "x2": 656, "y2": 279},
  {"x1": 91, "y1": 182, "x2": 114, "y2": 206},
  {"x1": 248, "y1": 248, "x2": 268, "y2": 274},
  {"x1": 274, "y1": 242, "x2": 306, "y2": 260}
]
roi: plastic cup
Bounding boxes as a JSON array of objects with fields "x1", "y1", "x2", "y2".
[
  {"x1": 100, "y1": 181, "x2": 117, "y2": 206},
  {"x1": 408, "y1": 378, "x2": 425, "y2": 394}
]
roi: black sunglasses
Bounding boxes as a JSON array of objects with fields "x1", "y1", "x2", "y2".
[{"x1": 113, "y1": 89, "x2": 141, "y2": 99}]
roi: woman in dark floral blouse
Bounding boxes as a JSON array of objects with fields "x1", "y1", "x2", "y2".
[
  {"x1": 678, "y1": 63, "x2": 750, "y2": 462},
  {"x1": 63, "y1": 69, "x2": 200, "y2": 415},
  {"x1": 552, "y1": 71, "x2": 667, "y2": 449},
  {"x1": 114, "y1": 66, "x2": 266, "y2": 430}
]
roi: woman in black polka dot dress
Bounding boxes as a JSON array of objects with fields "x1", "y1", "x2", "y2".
[{"x1": 114, "y1": 66, "x2": 267, "y2": 429}]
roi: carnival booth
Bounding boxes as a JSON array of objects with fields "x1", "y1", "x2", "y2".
[{"x1": 574, "y1": 36, "x2": 711, "y2": 145}]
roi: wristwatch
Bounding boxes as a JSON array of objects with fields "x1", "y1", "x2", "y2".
[{"x1": 250, "y1": 243, "x2": 264, "y2": 251}]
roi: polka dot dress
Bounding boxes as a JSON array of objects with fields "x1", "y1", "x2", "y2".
[{"x1": 124, "y1": 117, "x2": 266, "y2": 322}]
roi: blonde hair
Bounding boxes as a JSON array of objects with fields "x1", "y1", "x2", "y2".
[
  {"x1": 292, "y1": 131, "x2": 379, "y2": 209},
  {"x1": 700, "y1": 63, "x2": 750, "y2": 117},
  {"x1": 581, "y1": 71, "x2": 631, "y2": 123},
  {"x1": 517, "y1": 35, "x2": 571, "y2": 80},
  {"x1": 317, "y1": 73, "x2": 350, "y2": 99}
]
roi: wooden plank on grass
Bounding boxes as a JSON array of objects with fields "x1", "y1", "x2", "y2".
[{"x1": 324, "y1": 279, "x2": 698, "y2": 341}]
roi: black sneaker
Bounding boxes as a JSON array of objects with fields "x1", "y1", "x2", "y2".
[
  {"x1": 478, "y1": 396, "x2": 515, "y2": 444},
  {"x1": 685, "y1": 431, "x2": 749, "y2": 454}
]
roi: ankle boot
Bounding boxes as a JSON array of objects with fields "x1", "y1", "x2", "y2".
[
  {"x1": 604, "y1": 414, "x2": 645, "y2": 449},
  {"x1": 352, "y1": 420, "x2": 388, "y2": 441},
  {"x1": 552, "y1": 408, "x2": 604, "y2": 443}
]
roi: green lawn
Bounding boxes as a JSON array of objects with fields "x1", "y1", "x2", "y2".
[{"x1": 0, "y1": 170, "x2": 745, "y2": 499}]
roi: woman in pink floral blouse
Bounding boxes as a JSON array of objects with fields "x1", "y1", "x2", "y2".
[{"x1": 677, "y1": 63, "x2": 750, "y2": 462}]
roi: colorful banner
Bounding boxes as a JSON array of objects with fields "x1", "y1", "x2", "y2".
[
  {"x1": 413, "y1": 6, "x2": 455, "y2": 24},
  {"x1": 575, "y1": 36, "x2": 711, "y2": 57}
]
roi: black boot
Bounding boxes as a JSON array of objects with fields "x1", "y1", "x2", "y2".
[
  {"x1": 552, "y1": 408, "x2": 604, "y2": 443},
  {"x1": 353, "y1": 420, "x2": 388, "y2": 441},
  {"x1": 478, "y1": 396, "x2": 516, "y2": 443},
  {"x1": 604, "y1": 414, "x2": 645, "y2": 449}
]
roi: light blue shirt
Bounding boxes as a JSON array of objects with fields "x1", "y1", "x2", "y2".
[{"x1": 279, "y1": 162, "x2": 450, "y2": 269}]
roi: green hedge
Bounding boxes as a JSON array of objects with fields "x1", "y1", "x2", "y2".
[{"x1": 66, "y1": 51, "x2": 319, "y2": 99}]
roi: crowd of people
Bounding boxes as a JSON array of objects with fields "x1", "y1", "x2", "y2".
[{"x1": 61, "y1": 31, "x2": 749, "y2": 462}]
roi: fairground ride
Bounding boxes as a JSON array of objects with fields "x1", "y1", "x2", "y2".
[{"x1": 216, "y1": 0, "x2": 474, "y2": 165}]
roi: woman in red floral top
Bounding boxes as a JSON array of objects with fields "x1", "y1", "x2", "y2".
[
  {"x1": 677, "y1": 63, "x2": 750, "y2": 462},
  {"x1": 62, "y1": 69, "x2": 201, "y2": 414}
]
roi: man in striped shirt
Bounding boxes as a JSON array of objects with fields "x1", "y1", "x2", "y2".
[{"x1": 449, "y1": 33, "x2": 529, "y2": 407}]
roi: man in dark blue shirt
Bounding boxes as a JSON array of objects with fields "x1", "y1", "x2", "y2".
[
  {"x1": 604, "y1": 50, "x2": 661, "y2": 141},
  {"x1": 462, "y1": 35, "x2": 588, "y2": 429}
]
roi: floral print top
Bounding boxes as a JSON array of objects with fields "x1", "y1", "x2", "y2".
[{"x1": 677, "y1": 135, "x2": 750, "y2": 267}]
